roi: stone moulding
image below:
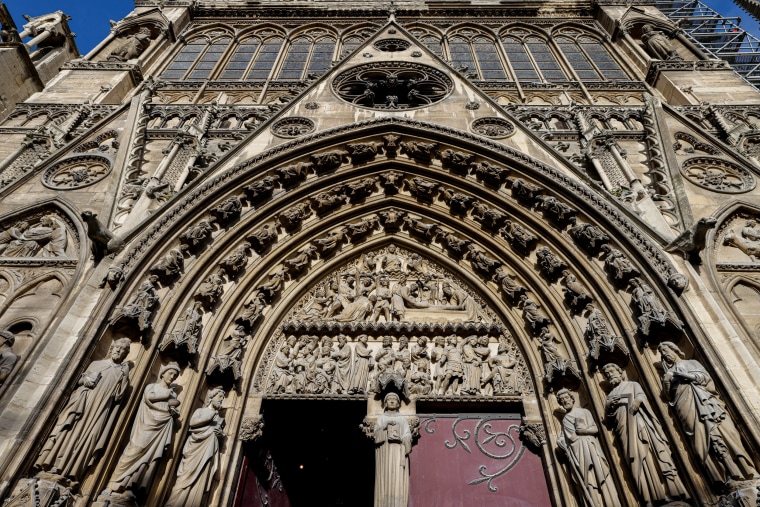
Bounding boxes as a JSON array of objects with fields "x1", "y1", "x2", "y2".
[
  {"x1": 646, "y1": 59, "x2": 732, "y2": 85},
  {"x1": 60, "y1": 60, "x2": 144, "y2": 84},
  {"x1": 280, "y1": 321, "x2": 504, "y2": 335},
  {"x1": 114, "y1": 116, "x2": 679, "y2": 287}
]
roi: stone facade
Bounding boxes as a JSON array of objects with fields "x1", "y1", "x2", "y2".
[{"x1": 1, "y1": 0, "x2": 760, "y2": 505}]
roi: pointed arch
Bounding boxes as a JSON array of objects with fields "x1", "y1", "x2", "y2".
[
  {"x1": 160, "y1": 25, "x2": 235, "y2": 81},
  {"x1": 551, "y1": 24, "x2": 629, "y2": 81},
  {"x1": 445, "y1": 24, "x2": 508, "y2": 80}
]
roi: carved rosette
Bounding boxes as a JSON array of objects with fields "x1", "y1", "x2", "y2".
[
  {"x1": 271, "y1": 117, "x2": 316, "y2": 138},
  {"x1": 42, "y1": 155, "x2": 112, "y2": 190},
  {"x1": 680, "y1": 157, "x2": 755, "y2": 193},
  {"x1": 471, "y1": 118, "x2": 516, "y2": 139}
]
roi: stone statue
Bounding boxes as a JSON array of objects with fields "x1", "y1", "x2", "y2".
[
  {"x1": 159, "y1": 302, "x2": 203, "y2": 355},
  {"x1": 218, "y1": 243, "x2": 250, "y2": 276},
  {"x1": 150, "y1": 245, "x2": 188, "y2": 280},
  {"x1": 641, "y1": 24, "x2": 680, "y2": 61},
  {"x1": 438, "y1": 335, "x2": 464, "y2": 395},
  {"x1": 206, "y1": 325, "x2": 248, "y2": 381},
  {"x1": 724, "y1": 219, "x2": 760, "y2": 261},
  {"x1": 561, "y1": 271, "x2": 593, "y2": 311},
  {"x1": 658, "y1": 341, "x2": 758, "y2": 484},
  {"x1": 0, "y1": 330, "x2": 18, "y2": 386},
  {"x1": 107, "y1": 27, "x2": 152, "y2": 62},
  {"x1": 536, "y1": 246, "x2": 567, "y2": 280},
  {"x1": 461, "y1": 336, "x2": 482, "y2": 394},
  {"x1": 105, "y1": 362, "x2": 181, "y2": 495},
  {"x1": 373, "y1": 392, "x2": 412, "y2": 507},
  {"x1": 584, "y1": 305, "x2": 629, "y2": 365},
  {"x1": 349, "y1": 334, "x2": 373, "y2": 394},
  {"x1": 441, "y1": 282, "x2": 481, "y2": 322},
  {"x1": 556, "y1": 388, "x2": 620, "y2": 507},
  {"x1": 409, "y1": 337, "x2": 432, "y2": 395},
  {"x1": 482, "y1": 342, "x2": 516, "y2": 395},
  {"x1": 109, "y1": 275, "x2": 160, "y2": 332},
  {"x1": 35, "y1": 338, "x2": 131, "y2": 481},
  {"x1": 179, "y1": 220, "x2": 215, "y2": 247},
  {"x1": 165, "y1": 388, "x2": 225, "y2": 507},
  {"x1": 601, "y1": 363, "x2": 687, "y2": 504},
  {"x1": 81, "y1": 211, "x2": 124, "y2": 262},
  {"x1": 330, "y1": 334, "x2": 352, "y2": 394},
  {"x1": 601, "y1": 245, "x2": 640, "y2": 283},
  {"x1": 629, "y1": 278, "x2": 682, "y2": 337},
  {"x1": 195, "y1": 273, "x2": 224, "y2": 307}
]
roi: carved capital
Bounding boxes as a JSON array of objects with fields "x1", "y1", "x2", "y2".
[
  {"x1": 519, "y1": 423, "x2": 546, "y2": 453},
  {"x1": 239, "y1": 415, "x2": 264, "y2": 442}
]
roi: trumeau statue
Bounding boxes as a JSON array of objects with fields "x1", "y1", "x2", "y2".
[
  {"x1": 373, "y1": 392, "x2": 412, "y2": 507},
  {"x1": 104, "y1": 362, "x2": 181, "y2": 496},
  {"x1": 601, "y1": 363, "x2": 688, "y2": 504},
  {"x1": 35, "y1": 338, "x2": 131, "y2": 482},
  {"x1": 165, "y1": 388, "x2": 225, "y2": 507},
  {"x1": 658, "y1": 342, "x2": 759, "y2": 485},
  {"x1": 556, "y1": 388, "x2": 620, "y2": 507},
  {"x1": 0, "y1": 330, "x2": 18, "y2": 386}
]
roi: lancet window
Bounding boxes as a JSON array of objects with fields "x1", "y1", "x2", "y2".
[
  {"x1": 340, "y1": 34, "x2": 365, "y2": 57},
  {"x1": 218, "y1": 34, "x2": 284, "y2": 81},
  {"x1": 160, "y1": 32, "x2": 232, "y2": 81},
  {"x1": 276, "y1": 33, "x2": 336, "y2": 80},
  {"x1": 409, "y1": 27, "x2": 444, "y2": 58},
  {"x1": 553, "y1": 28, "x2": 627, "y2": 81},
  {"x1": 447, "y1": 31, "x2": 508, "y2": 80},
  {"x1": 501, "y1": 32, "x2": 568, "y2": 83}
]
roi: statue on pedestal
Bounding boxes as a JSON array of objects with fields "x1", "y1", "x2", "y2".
[{"x1": 373, "y1": 392, "x2": 412, "y2": 507}]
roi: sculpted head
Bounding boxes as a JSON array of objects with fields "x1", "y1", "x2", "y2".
[
  {"x1": 602, "y1": 363, "x2": 625, "y2": 386},
  {"x1": 382, "y1": 336, "x2": 392, "y2": 347},
  {"x1": 15, "y1": 221, "x2": 29, "y2": 233},
  {"x1": 556, "y1": 388, "x2": 575, "y2": 412},
  {"x1": 160, "y1": 362, "x2": 181, "y2": 384},
  {"x1": 383, "y1": 392, "x2": 401, "y2": 411},
  {"x1": 658, "y1": 341, "x2": 684, "y2": 366},
  {"x1": 207, "y1": 387, "x2": 225, "y2": 409},
  {"x1": 399, "y1": 336, "x2": 408, "y2": 349},
  {"x1": 338, "y1": 334, "x2": 347, "y2": 346},
  {"x1": 447, "y1": 335, "x2": 457, "y2": 346},
  {"x1": 387, "y1": 244, "x2": 396, "y2": 254},
  {"x1": 110, "y1": 338, "x2": 131, "y2": 362},
  {"x1": 434, "y1": 336, "x2": 445, "y2": 347}
]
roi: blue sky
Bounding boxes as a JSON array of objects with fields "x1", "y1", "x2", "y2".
[{"x1": 2, "y1": 0, "x2": 760, "y2": 55}]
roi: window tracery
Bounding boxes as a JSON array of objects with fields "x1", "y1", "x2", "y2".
[
  {"x1": 219, "y1": 33, "x2": 284, "y2": 81},
  {"x1": 500, "y1": 29, "x2": 567, "y2": 83},
  {"x1": 553, "y1": 27, "x2": 627, "y2": 81},
  {"x1": 276, "y1": 32, "x2": 336, "y2": 81},
  {"x1": 447, "y1": 30, "x2": 507, "y2": 80},
  {"x1": 160, "y1": 32, "x2": 232, "y2": 81}
]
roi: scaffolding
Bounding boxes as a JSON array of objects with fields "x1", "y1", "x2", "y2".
[{"x1": 656, "y1": 0, "x2": 760, "y2": 87}]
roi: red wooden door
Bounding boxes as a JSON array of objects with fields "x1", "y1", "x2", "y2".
[{"x1": 409, "y1": 414, "x2": 552, "y2": 507}]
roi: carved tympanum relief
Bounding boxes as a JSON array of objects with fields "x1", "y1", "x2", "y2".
[
  {"x1": 253, "y1": 245, "x2": 532, "y2": 398},
  {"x1": 0, "y1": 213, "x2": 74, "y2": 259}
]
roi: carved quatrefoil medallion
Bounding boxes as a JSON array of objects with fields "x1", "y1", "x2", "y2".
[
  {"x1": 471, "y1": 118, "x2": 516, "y2": 139},
  {"x1": 332, "y1": 61, "x2": 452, "y2": 110},
  {"x1": 271, "y1": 117, "x2": 316, "y2": 138},
  {"x1": 373, "y1": 38, "x2": 412, "y2": 52},
  {"x1": 42, "y1": 155, "x2": 112, "y2": 190},
  {"x1": 680, "y1": 157, "x2": 755, "y2": 193}
]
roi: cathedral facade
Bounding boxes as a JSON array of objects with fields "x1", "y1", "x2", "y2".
[{"x1": 1, "y1": 0, "x2": 760, "y2": 506}]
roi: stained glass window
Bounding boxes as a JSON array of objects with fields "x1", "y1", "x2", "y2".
[
  {"x1": 160, "y1": 35, "x2": 232, "y2": 81},
  {"x1": 219, "y1": 36, "x2": 284, "y2": 81},
  {"x1": 277, "y1": 35, "x2": 336, "y2": 80},
  {"x1": 448, "y1": 34, "x2": 507, "y2": 80},
  {"x1": 555, "y1": 32, "x2": 627, "y2": 81}
]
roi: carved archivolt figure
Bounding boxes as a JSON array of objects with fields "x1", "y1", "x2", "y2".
[
  {"x1": 0, "y1": 330, "x2": 18, "y2": 386},
  {"x1": 109, "y1": 275, "x2": 160, "y2": 332},
  {"x1": 629, "y1": 278, "x2": 682, "y2": 336},
  {"x1": 373, "y1": 392, "x2": 412, "y2": 507},
  {"x1": 35, "y1": 338, "x2": 131, "y2": 481},
  {"x1": 658, "y1": 342, "x2": 758, "y2": 484},
  {"x1": 602, "y1": 363, "x2": 687, "y2": 504},
  {"x1": 641, "y1": 24, "x2": 680, "y2": 61},
  {"x1": 107, "y1": 27, "x2": 151, "y2": 62},
  {"x1": 724, "y1": 219, "x2": 760, "y2": 261},
  {"x1": 105, "y1": 362, "x2": 181, "y2": 495},
  {"x1": 165, "y1": 388, "x2": 225, "y2": 507},
  {"x1": 556, "y1": 389, "x2": 620, "y2": 507},
  {"x1": 206, "y1": 326, "x2": 248, "y2": 380},
  {"x1": 151, "y1": 245, "x2": 188, "y2": 279}
]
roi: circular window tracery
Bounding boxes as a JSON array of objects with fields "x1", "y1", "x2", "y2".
[
  {"x1": 271, "y1": 117, "x2": 316, "y2": 138},
  {"x1": 680, "y1": 157, "x2": 755, "y2": 193},
  {"x1": 373, "y1": 39, "x2": 412, "y2": 52},
  {"x1": 332, "y1": 61, "x2": 452, "y2": 110},
  {"x1": 471, "y1": 117, "x2": 516, "y2": 138},
  {"x1": 42, "y1": 155, "x2": 112, "y2": 190}
]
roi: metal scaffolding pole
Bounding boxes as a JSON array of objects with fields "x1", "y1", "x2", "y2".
[{"x1": 655, "y1": 0, "x2": 760, "y2": 88}]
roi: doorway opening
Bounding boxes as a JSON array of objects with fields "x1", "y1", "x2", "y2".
[{"x1": 235, "y1": 399, "x2": 374, "y2": 507}]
